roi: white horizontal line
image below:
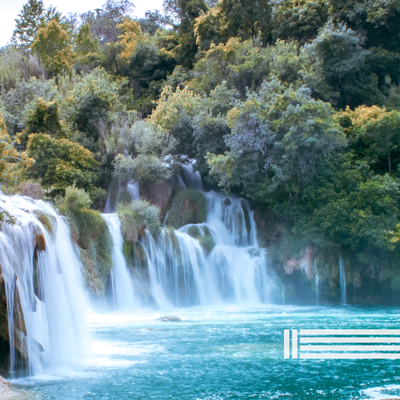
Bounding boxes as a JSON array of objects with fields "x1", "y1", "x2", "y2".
[
  {"x1": 300, "y1": 329, "x2": 400, "y2": 335},
  {"x1": 301, "y1": 337, "x2": 400, "y2": 343},
  {"x1": 300, "y1": 345, "x2": 400, "y2": 351},
  {"x1": 300, "y1": 353, "x2": 400, "y2": 359}
]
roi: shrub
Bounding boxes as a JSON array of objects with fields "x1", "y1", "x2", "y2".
[
  {"x1": 166, "y1": 189, "x2": 207, "y2": 229},
  {"x1": 118, "y1": 199, "x2": 161, "y2": 242}
]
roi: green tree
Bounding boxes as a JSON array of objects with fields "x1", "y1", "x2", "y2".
[
  {"x1": 73, "y1": 23, "x2": 103, "y2": 72},
  {"x1": 12, "y1": 0, "x2": 45, "y2": 47},
  {"x1": 271, "y1": 0, "x2": 328, "y2": 44},
  {"x1": 337, "y1": 105, "x2": 400, "y2": 176},
  {"x1": 163, "y1": 0, "x2": 209, "y2": 67},
  {"x1": 25, "y1": 133, "x2": 100, "y2": 196},
  {"x1": 12, "y1": 0, "x2": 64, "y2": 47}
]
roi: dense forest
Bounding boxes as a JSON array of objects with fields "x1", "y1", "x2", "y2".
[{"x1": 1, "y1": 0, "x2": 400, "y2": 300}]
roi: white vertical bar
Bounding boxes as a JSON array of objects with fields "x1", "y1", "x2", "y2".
[
  {"x1": 284, "y1": 329, "x2": 290, "y2": 359},
  {"x1": 292, "y1": 330, "x2": 298, "y2": 359}
]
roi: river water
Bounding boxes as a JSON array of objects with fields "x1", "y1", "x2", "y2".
[{"x1": 10, "y1": 305, "x2": 400, "y2": 399}]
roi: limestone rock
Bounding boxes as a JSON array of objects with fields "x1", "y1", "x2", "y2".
[
  {"x1": 0, "y1": 375, "x2": 12, "y2": 396},
  {"x1": 141, "y1": 182, "x2": 172, "y2": 209}
]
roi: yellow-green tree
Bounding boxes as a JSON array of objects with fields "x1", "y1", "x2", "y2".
[
  {"x1": 31, "y1": 19, "x2": 74, "y2": 76},
  {"x1": 117, "y1": 17, "x2": 143, "y2": 60}
]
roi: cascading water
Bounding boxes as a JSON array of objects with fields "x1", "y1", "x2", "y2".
[
  {"x1": 181, "y1": 164, "x2": 203, "y2": 191},
  {"x1": 0, "y1": 195, "x2": 88, "y2": 375},
  {"x1": 102, "y1": 214, "x2": 135, "y2": 310},
  {"x1": 339, "y1": 254, "x2": 346, "y2": 304},
  {"x1": 314, "y1": 260, "x2": 319, "y2": 305},
  {"x1": 127, "y1": 179, "x2": 139, "y2": 201},
  {"x1": 138, "y1": 191, "x2": 277, "y2": 307}
]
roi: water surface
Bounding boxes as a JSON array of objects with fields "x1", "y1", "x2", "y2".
[{"x1": 10, "y1": 305, "x2": 400, "y2": 399}]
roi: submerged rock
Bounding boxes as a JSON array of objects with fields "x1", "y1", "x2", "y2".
[{"x1": 157, "y1": 316, "x2": 181, "y2": 322}]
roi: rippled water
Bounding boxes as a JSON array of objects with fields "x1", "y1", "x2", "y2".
[{"x1": 9, "y1": 305, "x2": 400, "y2": 399}]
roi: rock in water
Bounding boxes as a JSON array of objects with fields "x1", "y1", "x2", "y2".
[
  {"x1": 0, "y1": 375, "x2": 12, "y2": 396},
  {"x1": 158, "y1": 316, "x2": 181, "y2": 322}
]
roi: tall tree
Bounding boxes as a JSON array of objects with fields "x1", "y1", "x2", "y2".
[
  {"x1": 163, "y1": 0, "x2": 209, "y2": 67},
  {"x1": 31, "y1": 20, "x2": 74, "y2": 77},
  {"x1": 12, "y1": 0, "x2": 45, "y2": 47},
  {"x1": 12, "y1": 0, "x2": 63, "y2": 47}
]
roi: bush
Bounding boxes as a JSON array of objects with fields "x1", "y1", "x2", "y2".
[
  {"x1": 118, "y1": 199, "x2": 161, "y2": 242},
  {"x1": 166, "y1": 189, "x2": 207, "y2": 229},
  {"x1": 25, "y1": 133, "x2": 100, "y2": 196}
]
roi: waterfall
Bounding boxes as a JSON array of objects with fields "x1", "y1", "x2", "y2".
[
  {"x1": 339, "y1": 254, "x2": 346, "y2": 304},
  {"x1": 127, "y1": 179, "x2": 139, "y2": 201},
  {"x1": 102, "y1": 214, "x2": 135, "y2": 310},
  {"x1": 0, "y1": 195, "x2": 88, "y2": 375},
  {"x1": 314, "y1": 260, "x2": 319, "y2": 305},
  {"x1": 138, "y1": 191, "x2": 277, "y2": 307},
  {"x1": 181, "y1": 164, "x2": 203, "y2": 190}
]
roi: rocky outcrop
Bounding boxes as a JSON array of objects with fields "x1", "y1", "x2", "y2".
[
  {"x1": 166, "y1": 189, "x2": 207, "y2": 229},
  {"x1": 141, "y1": 181, "x2": 172, "y2": 209},
  {"x1": 0, "y1": 268, "x2": 28, "y2": 370}
]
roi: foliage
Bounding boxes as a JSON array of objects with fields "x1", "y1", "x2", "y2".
[
  {"x1": 117, "y1": 17, "x2": 143, "y2": 60},
  {"x1": 73, "y1": 23, "x2": 103, "y2": 72},
  {"x1": 337, "y1": 106, "x2": 400, "y2": 176},
  {"x1": 0, "y1": 113, "x2": 32, "y2": 184},
  {"x1": 58, "y1": 187, "x2": 112, "y2": 295},
  {"x1": 194, "y1": 0, "x2": 272, "y2": 50},
  {"x1": 208, "y1": 79, "x2": 345, "y2": 211},
  {"x1": 0, "y1": 48, "x2": 44, "y2": 92},
  {"x1": 117, "y1": 199, "x2": 161, "y2": 242},
  {"x1": 31, "y1": 19, "x2": 74, "y2": 76},
  {"x1": 12, "y1": 0, "x2": 63, "y2": 48},
  {"x1": 128, "y1": 41, "x2": 177, "y2": 114},
  {"x1": 25, "y1": 133, "x2": 99, "y2": 196},
  {"x1": 17, "y1": 98, "x2": 65, "y2": 149},
  {"x1": 271, "y1": 0, "x2": 329, "y2": 44},
  {"x1": 0, "y1": 77, "x2": 58, "y2": 136},
  {"x1": 112, "y1": 120, "x2": 176, "y2": 183},
  {"x1": 166, "y1": 189, "x2": 207, "y2": 228}
]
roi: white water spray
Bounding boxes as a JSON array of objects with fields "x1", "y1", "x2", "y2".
[
  {"x1": 0, "y1": 195, "x2": 88, "y2": 375},
  {"x1": 102, "y1": 214, "x2": 135, "y2": 310}
]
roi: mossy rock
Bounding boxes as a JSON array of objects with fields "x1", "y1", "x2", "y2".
[
  {"x1": 166, "y1": 189, "x2": 207, "y2": 229},
  {"x1": 33, "y1": 210, "x2": 55, "y2": 235},
  {"x1": 67, "y1": 208, "x2": 113, "y2": 296},
  {"x1": 187, "y1": 225, "x2": 201, "y2": 238},
  {"x1": 198, "y1": 235, "x2": 215, "y2": 255}
]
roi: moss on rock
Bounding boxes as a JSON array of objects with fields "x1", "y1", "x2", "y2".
[
  {"x1": 166, "y1": 189, "x2": 207, "y2": 229},
  {"x1": 187, "y1": 225, "x2": 201, "y2": 238},
  {"x1": 198, "y1": 235, "x2": 215, "y2": 255}
]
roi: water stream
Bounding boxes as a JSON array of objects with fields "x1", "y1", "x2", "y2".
[
  {"x1": 339, "y1": 254, "x2": 346, "y2": 304},
  {"x1": 102, "y1": 214, "x2": 136, "y2": 310}
]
